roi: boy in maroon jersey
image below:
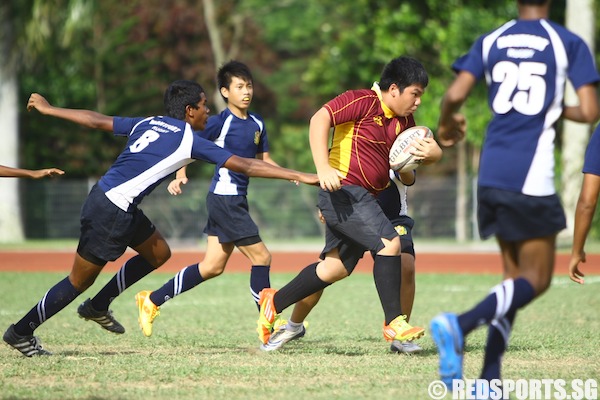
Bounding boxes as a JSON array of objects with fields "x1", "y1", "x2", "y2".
[{"x1": 256, "y1": 56, "x2": 433, "y2": 346}]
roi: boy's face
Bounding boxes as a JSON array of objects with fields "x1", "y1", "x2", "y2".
[
  {"x1": 187, "y1": 92, "x2": 210, "y2": 131},
  {"x1": 387, "y1": 84, "x2": 424, "y2": 117},
  {"x1": 221, "y1": 76, "x2": 253, "y2": 116}
]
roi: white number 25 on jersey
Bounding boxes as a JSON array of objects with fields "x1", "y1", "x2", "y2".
[
  {"x1": 129, "y1": 130, "x2": 160, "y2": 153},
  {"x1": 492, "y1": 61, "x2": 547, "y2": 116}
]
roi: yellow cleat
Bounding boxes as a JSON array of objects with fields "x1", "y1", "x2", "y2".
[
  {"x1": 256, "y1": 288, "x2": 279, "y2": 344},
  {"x1": 135, "y1": 290, "x2": 160, "y2": 337},
  {"x1": 383, "y1": 315, "x2": 425, "y2": 342}
]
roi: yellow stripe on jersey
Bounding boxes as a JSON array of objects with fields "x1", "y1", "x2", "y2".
[{"x1": 328, "y1": 121, "x2": 354, "y2": 178}]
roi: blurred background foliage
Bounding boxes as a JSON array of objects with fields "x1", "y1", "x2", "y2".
[
  {"x1": 11, "y1": 0, "x2": 580, "y2": 177},
  {"x1": 4, "y1": 0, "x2": 600, "y2": 240}
]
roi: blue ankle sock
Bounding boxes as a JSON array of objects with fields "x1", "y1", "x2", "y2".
[
  {"x1": 14, "y1": 277, "x2": 80, "y2": 335},
  {"x1": 458, "y1": 277, "x2": 534, "y2": 335},
  {"x1": 250, "y1": 265, "x2": 270, "y2": 310},
  {"x1": 91, "y1": 255, "x2": 155, "y2": 310},
  {"x1": 481, "y1": 310, "x2": 516, "y2": 380},
  {"x1": 150, "y1": 264, "x2": 203, "y2": 306}
]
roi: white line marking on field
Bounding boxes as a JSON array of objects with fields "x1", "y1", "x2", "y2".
[{"x1": 552, "y1": 275, "x2": 600, "y2": 286}]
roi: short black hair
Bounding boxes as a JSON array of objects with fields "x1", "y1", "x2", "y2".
[
  {"x1": 163, "y1": 80, "x2": 204, "y2": 120},
  {"x1": 379, "y1": 56, "x2": 429, "y2": 92},
  {"x1": 518, "y1": 0, "x2": 548, "y2": 5},
  {"x1": 217, "y1": 60, "x2": 253, "y2": 101}
]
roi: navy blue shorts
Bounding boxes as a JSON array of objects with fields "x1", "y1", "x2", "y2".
[
  {"x1": 318, "y1": 185, "x2": 397, "y2": 274},
  {"x1": 204, "y1": 192, "x2": 261, "y2": 245},
  {"x1": 477, "y1": 186, "x2": 566, "y2": 242},
  {"x1": 390, "y1": 215, "x2": 415, "y2": 257},
  {"x1": 368, "y1": 215, "x2": 415, "y2": 258},
  {"x1": 77, "y1": 184, "x2": 155, "y2": 265}
]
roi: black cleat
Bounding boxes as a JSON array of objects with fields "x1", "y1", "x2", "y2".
[
  {"x1": 77, "y1": 298, "x2": 125, "y2": 334},
  {"x1": 3, "y1": 324, "x2": 52, "y2": 357}
]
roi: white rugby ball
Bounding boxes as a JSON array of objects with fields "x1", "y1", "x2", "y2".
[{"x1": 389, "y1": 126, "x2": 433, "y2": 172}]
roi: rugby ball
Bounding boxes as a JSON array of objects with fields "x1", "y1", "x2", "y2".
[{"x1": 389, "y1": 126, "x2": 433, "y2": 172}]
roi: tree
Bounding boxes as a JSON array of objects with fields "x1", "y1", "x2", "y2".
[
  {"x1": 0, "y1": 3, "x2": 22, "y2": 241},
  {"x1": 561, "y1": 0, "x2": 596, "y2": 240}
]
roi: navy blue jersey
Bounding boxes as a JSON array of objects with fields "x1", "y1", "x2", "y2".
[
  {"x1": 583, "y1": 124, "x2": 600, "y2": 176},
  {"x1": 98, "y1": 116, "x2": 233, "y2": 211},
  {"x1": 197, "y1": 108, "x2": 269, "y2": 196},
  {"x1": 454, "y1": 19, "x2": 600, "y2": 196}
]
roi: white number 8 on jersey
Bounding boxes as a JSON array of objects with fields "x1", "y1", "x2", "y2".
[{"x1": 130, "y1": 130, "x2": 160, "y2": 153}]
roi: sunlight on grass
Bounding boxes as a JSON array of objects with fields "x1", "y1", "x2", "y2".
[{"x1": 0, "y1": 272, "x2": 598, "y2": 399}]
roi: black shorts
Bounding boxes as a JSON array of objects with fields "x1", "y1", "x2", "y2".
[
  {"x1": 204, "y1": 192, "x2": 261, "y2": 245},
  {"x1": 318, "y1": 186, "x2": 397, "y2": 274},
  {"x1": 477, "y1": 186, "x2": 566, "y2": 242},
  {"x1": 77, "y1": 184, "x2": 156, "y2": 265}
]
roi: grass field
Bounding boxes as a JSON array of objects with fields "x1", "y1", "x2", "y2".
[{"x1": 1, "y1": 271, "x2": 599, "y2": 399}]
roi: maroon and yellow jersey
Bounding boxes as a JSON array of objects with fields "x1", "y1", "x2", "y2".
[{"x1": 324, "y1": 83, "x2": 415, "y2": 194}]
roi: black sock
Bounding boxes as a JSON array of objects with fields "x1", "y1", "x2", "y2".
[
  {"x1": 91, "y1": 255, "x2": 155, "y2": 310},
  {"x1": 250, "y1": 265, "x2": 270, "y2": 310},
  {"x1": 373, "y1": 255, "x2": 402, "y2": 325},
  {"x1": 273, "y1": 262, "x2": 330, "y2": 313},
  {"x1": 14, "y1": 277, "x2": 80, "y2": 336}
]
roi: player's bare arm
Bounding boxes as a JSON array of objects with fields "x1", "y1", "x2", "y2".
[
  {"x1": 309, "y1": 107, "x2": 342, "y2": 192},
  {"x1": 258, "y1": 152, "x2": 299, "y2": 185},
  {"x1": 28, "y1": 168, "x2": 65, "y2": 179},
  {"x1": 437, "y1": 71, "x2": 475, "y2": 147},
  {"x1": 569, "y1": 173, "x2": 600, "y2": 284},
  {"x1": 27, "y1": 93, "x2": 114, "y2": 131},
  {"x1": 562, "y1": 84, "x2": 600, "y2": 123},
  {"x1": 224, "y1": 155, "x2": 318, "y2": 185},
  {"x1": 256, "y1": 152, "x2": 279, "y2": 167},
  {"x1": 398, "y1": 170, "x2": 416, "y2": 185},
  {"x1": 167, "y1": 166, "x2": 189, "y2": 196},
  {"x1": 0, "y1": 165, "x2": 65, "y2": 179}
]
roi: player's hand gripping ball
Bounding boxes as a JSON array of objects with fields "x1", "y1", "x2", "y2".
[{"x1": 389, "y1": 126, "x2": 434, "y2": 172}]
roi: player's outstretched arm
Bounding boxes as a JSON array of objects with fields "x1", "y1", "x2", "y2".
[
  {"x1": 310, "y1": 107, "x2": 342, "y2": 192},
  {"x1": 167, "y1": 166, "x2": 189, "y2": 196},
  {"x1": 0, "y1": 165, "x2": 65, "y2": 179},
  {"x1": 437, "y1": 71, "x2": 475, "y2": 147},
  {"x1": 224, "y1": 155, "x2": 318, "y2": 185},
  {"x1": 562, "y1": 84, "x2": 600, "y2": 124},
  {"x1": 27, "y1": 93, "x2": 114, "y2": 131},
  {"x1": 569, "y1": 172, "x2": 600, "y2": 284},
  {"x1": 258, "y1": 151, "x2": 299, "y2": 185}
]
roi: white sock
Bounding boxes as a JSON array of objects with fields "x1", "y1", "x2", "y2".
[{"x1": 287, "y1": 320, "x2": 303, "y2": 331}]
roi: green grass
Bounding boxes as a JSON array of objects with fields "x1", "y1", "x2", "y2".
[{"x1": 0, "y1": 272, "x2": 599, "y2": 399}]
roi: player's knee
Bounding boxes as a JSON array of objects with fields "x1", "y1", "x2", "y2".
[
  {"x1": 150, "y1": 247, "x2": 171, "y2": 268},
  {"x1": 534, "y1": 277, "x2": 552, "y2": 296},
  {"x1": 316, "y1": 260, "x2": 348, "y2": 283},
  {"x1": 378, "y1": 236, "x2": 401, "y2": 256},
  {"x1": 68, "y1": 273, "x2": 96, "y2": 292},
  {"x1": 200, "y1": 262, "x2": 226, "y2": 279},
  {"x1": 254, "y1": 252, "x2": 272, "y2": 266}
]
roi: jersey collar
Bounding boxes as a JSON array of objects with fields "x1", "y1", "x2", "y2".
[{"x1": 371, "y1": 82, "x2": 395, "y2": 119}]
